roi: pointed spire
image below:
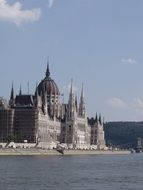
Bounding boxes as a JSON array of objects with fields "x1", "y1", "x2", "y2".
[
  {"x1": 9, "y1": 83, "x2": 15, "y2": 107},
  {"x1": 95, "y1": 112, "x2": 98, "y2": 122},
  {"x1": 78, "y1": 83, "x2": 85, "y2": 117},
  {"x1": 70, "y1": 78, "x2": 73, "y2": 95},
  {"x1": 69, "y1": 79, "x2": 75, "y2": 106},
  {"x1": 99, "y1": 113, "x2": 102, "y2": 125},
  {"x1": 68, "y1": 79, "x2": 76, "y2": 119},
  {"x1": 46, "y1": 59, "x2": 50, "y2": 78},
  {"x1": 75, "y1": 94, "x2": 78, "y2": 112},
  {"x1": 81, "y1": 83, "x2": 84, "y2": 99},
  {"x1": 10, "y1": 83, "x2": 14, "y2": 100},
  {"x1": 19, "y1": 85, "x2": 22, "y2": 96}
]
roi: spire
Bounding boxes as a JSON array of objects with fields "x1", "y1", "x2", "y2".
[
  {"x1": 78, "y1": 83, "x2": 85, "y2": 117},
  {"x1": 68, "y1": 79, "x2": 75, "y2": 119},
  {"x1": 10, "y1": 83, "x2": 14, "y2": 100},
  {"x1": 69, "y1": 79, "x2": 75, "y2": 106},
  {"x1": 95, "y1": 113, "x2": 98, "y2": 122},
  {"x1": 81, "y1": 83, "x2": 84, "y2": 99},
  {"x1": 68, "y1": 79, "x2": 74, "y2": 105},
  {"x1": 46, "y1": 59, "x2": 50, "y2": 78},
  {"x1": 9, "y1": 83, "x2": 15, "y2": 107},
  {"x1": 75, "y1": 94, "x2": 78, "y2": 112},
  {"x1": 99, "y1": 113, "x2": 102, "y2": 125},
  {"x1": 70, "y1": 78, "x2": 73, "y2": 95},
  {"x1": 19, "y1": 85, "x2": 22, "y2": 96}
]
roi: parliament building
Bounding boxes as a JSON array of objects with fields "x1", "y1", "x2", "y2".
[{"x1": 0, "y1": 62, "x2": 106, "y2": 150}]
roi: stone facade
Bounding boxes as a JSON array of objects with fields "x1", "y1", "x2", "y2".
[
  {"x1": 60, "y1": 83, "x2": 91, "y2": 149},
  {"x1": 0, "y1": 62, "x2": 106, "y2": 150},
  {"x1": 88, "y1": 115, "x2": 106, "y2": 150}
]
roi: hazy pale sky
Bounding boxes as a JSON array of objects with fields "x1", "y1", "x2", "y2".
[{"x1": 0, "y1": 0, "x2": 143, "y2": 121}]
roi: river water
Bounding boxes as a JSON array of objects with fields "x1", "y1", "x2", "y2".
[{"x1": 0, "y1": 154, "x2": 143, "y2": 190}]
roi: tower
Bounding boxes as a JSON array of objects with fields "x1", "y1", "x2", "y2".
[
  {"x1": 95, "y1": 113, "x2": 98, "y2": 123},
  {"x1": 37, "y1": 60, "x2": 60, "y2": 119},
  {"x1": 99, "y1": 113, "x2": 102, "y2": 125},
  {"x1": 68, "y1": 80, "x2": 76, "y2": 120},
  {"x1": 9, "y1": 83, "x2": 15, "y2": 107},
  {"x1": 46, "y1": 60, "x2": 50, "y2": 78},
  {"x1": 97, "y1": 113, "x2": 106, "y2": 149},
  {"x1": 75, "y1": 94, "x2": 78, "y2": 112},
  {"x1": 78, "y1": 83, "x2": 86, "y2": 117},
  {"x1": 19, "y1": 85, "x2": 22, "y2": 96}
]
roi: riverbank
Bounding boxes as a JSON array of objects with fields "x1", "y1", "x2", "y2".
[
  {"x1": 64, "y1": 149, "x2": 131, "y2": 155},
  {"x1": 0, "y1": 148, "x2": 131, "y2": 156}
]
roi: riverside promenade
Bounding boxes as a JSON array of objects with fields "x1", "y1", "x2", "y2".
[{"x1": 0, "y1": 148, "x2": 131, "y2": 156}]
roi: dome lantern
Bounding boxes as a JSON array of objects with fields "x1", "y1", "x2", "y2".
[{"x1": 37, "y1": 62, "x2": 60, "y2": 97}]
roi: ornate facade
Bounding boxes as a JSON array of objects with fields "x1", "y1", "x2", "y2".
[{"x1": 0, "y1": 62, "x2": 106, "y2": 150}]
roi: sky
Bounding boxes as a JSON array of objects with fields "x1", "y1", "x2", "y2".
[{"x1": 0, "y1": 0, "x2": 143, "y2": 121}]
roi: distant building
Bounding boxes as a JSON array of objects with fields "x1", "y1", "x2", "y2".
[
  {"x1": 137, "y1": 137, "x2": 143, "y2": 151},
  {"x1": 0, "y1": 62, "x2": 106, "y2": 149},
  {"x1": 88, "y1": 114, "x2": 106, "y2": 150}
]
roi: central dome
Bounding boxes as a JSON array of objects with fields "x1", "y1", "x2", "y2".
[{"x1": 37, "y1": 63, "x2": 60, "y2": 96}]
